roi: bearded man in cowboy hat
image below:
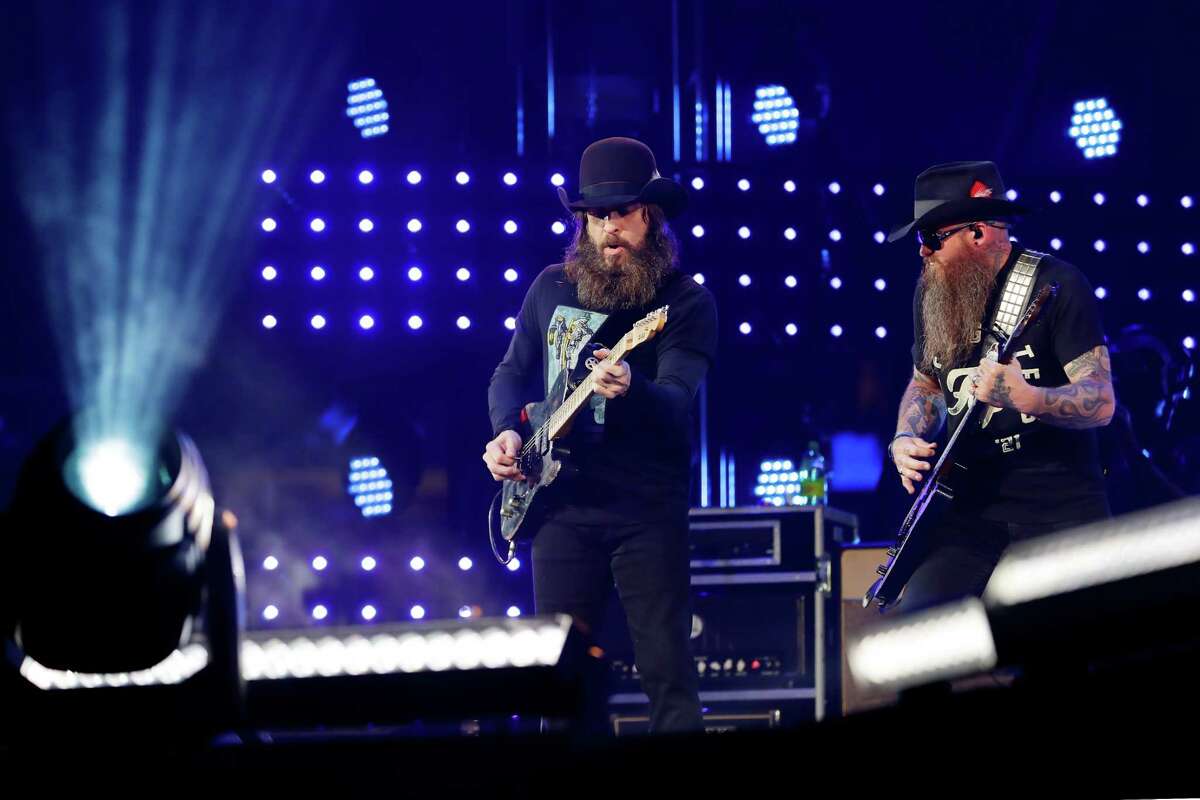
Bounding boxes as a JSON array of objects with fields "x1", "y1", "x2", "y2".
[
  {"x1": 886, "y1": 160, "x2": 1115, "y2": 614},
  {"x1": 484, "y1": 137, "x2": 716, "y2": 732}
]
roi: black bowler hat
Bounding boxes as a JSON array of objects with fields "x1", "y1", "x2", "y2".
[
  {"x1": 557, "y1": 137, "x2": 687, "y2": 219},
  {"x1": 888, "y1": 160, "x2": 1029, "y2": 242}
]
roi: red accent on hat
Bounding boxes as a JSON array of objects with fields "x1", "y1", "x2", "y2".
[{"x1": 969, "y1": 180, "x2": 994, "y2": 198}]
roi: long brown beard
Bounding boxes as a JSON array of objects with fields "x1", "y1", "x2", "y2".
[
  {"x1": 919, "y1": 249, "x2": 1000, "y2": 372},
  {"x1": 564, "y1": 234, "x2": 674, "y2": 311}
]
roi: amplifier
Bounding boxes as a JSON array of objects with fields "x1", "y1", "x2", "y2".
[
  {"x1": 611, "y1": 708, "x2": 781, "y2": 735},
  {"x1": 605, "y1": 505, "x2": 860, "y2": 725}
]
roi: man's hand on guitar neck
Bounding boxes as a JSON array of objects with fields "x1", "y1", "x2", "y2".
[
  {"x1": 483, "y1": 429, "x2": 526, "y2": 482},
  {"x1": 591, "y1": 349, "x2": 631, "y2": 399}
]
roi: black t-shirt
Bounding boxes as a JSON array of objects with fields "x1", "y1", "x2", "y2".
[
  {"x1": 910, "y1": 247, "x2": 1110, "y2": 524},
  {"x1": 489, "y1": 265, "x2": 718, "y2": 522}
]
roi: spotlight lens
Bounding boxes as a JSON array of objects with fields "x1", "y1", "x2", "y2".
[
  {"x1": 828, "y1": 181, "x2": 841, "y2": 194},
  {"x1": 458, "y1": 557, "x2": 473, "y2": 571},
  {"x1": 263, "y1": 556, "x2": 279, "y2": 570},
  {"x1": 263, "y1": 605, "x2": 279, "y2": 621},
  {"x1": 408, "y1": 266, "x2": 423, "y2": 282},
  {"x1": 262, "y1": 266, "x2": 277, "y2": 281},
  {"x1": 410, "y1": 605, "x2": 426, "y2": 620},
  {"x1": 738, "y1": 226, "x2": 751, "y2": 239},
  {"x1": 692, "y1": 225, "x2": 705, "y2": 238},
  {"x1": 738, "y1": 179, "x2": 751, "y2": 191},
  {"x1": 309, "y1": 169, "x2": 326, "y2": 184},
  {"x1": 361, "y1": 605, "x2": 377, "y2": 621},
  {"x1": 311, "y1": 314, "x2": 326, "y2": 329},
  {"x1": 407, "y1": 218, "x2": 422, "y2": 233},
  {"x1": 406, "y1": 170, "x2": 422, "y2": 185},
  {"x1": 506, "y1": 606, "x2": 521, "y2": 618},
  {"x1": 504, "y1": 317, "x2": 516, "y2": 330},
  {"x1": 66, "y1": 438, "x2": 153, "y2": 517},
  {"x1": 456, "y1": 219, "x2": 471, "y2": 233},
  {"x1": 739, "y1": 322, "x2": 752, "y2": 335},
  {"x1": 550, "y1": 173, "x2": 565, "y2": 186},
  {"x1": 784, "y1": 180, "x2": 796, "y2": 193},
  {"x1": 507, "y1": 557, "x2": 521, "y2": 572},
  {"x1": 261, "y1": 169, "x2": 277, "y2": 184},
  {"x1": 456, "y1": 267, "x2": 471, "y2": 281},
  {"x1": 504, "y1": 268, "x2": 519, "y2": 282},
  {"x1": 359, "y1": 315, "x2": 375, "y2": 330},
  {"x1": 875, "y1": 326, "x2": 888, "y2": 339},
  {"x1": 830, "y1": 277, "x2": 842, "y2": 289},
  {"x1": 785, "y1": 275, "x2": 797, "y2": 288},
  {"x1": 359, "y1": 218, "x2": 374, "y2": 233},
  {"x1": 873, "y1": 183, "x2": 885, "y2": 196},
  {"x1": 691, "y1": 177, "x2": 705, "y2": 190},
  {"x1": 874, "y1": 231, "x2": 886, "y2": 244},
  {"x1": 358, "y1": 170, "x2": 374, "y2": 185},
  {"x1": 551, "y1": 221, "x2": 566, "y2": 235},
  {"x1": 830, "y1": 324, "x2": 843, "y2": 337},
  {"x1": 503, "y1": 172, "x2": 518, "y2": 186},
  {"x1": 1095, "y1": 287, "x2": 1108, "y2": 299},
  {"x1": 312, "y1": 556, "x2": 328, "y2": 571},
  {"x1": 693, "y1": 273, "x2": 705, "y2": 285},
  {"x1": 310, "y1": 266, "x2": 326, "y2": 281},
  {"x1": 310, "y1": 218, "x2": 326, "y2": 233},
  {"x1": 261, "y1": 217, "x2": 277, "y2": 232},
  {"x1": 785, "y1": 323, "x2": 798, "y2": 336},
  {"x1": 456, "y1": 171, "x2": 470, "y2": 185},
  {"x1": 504, "y1": 220, "x2": 518, "y2": 234},
  {"x1": 312, "y1": 605, "x2": 328, "y2": 620},
  {"x1": 361, "y1": 556, "x2": 377, "y2": 571},
  {"x1": 359, "y1": 266, "x2": 375, "y2": 281},
  {"x1": 457, "y1": 316, "x2": 471, "y2": 330},
  {"x1": 829, "y1": 229, "x2": 842, "y2": 242},
  {"x1": 875, "y1": 278, "x2": 887, "y2": 291},
  {"x1": 739, "y1": 274, "x2": 751, "y2": 287},
  {"x1": 408, "y1": 315, "x2": 423, "y2": 330},
  {"x1": 410, "y1": 556, "x2": 425, "y2": 571},
  {"x1": 262, "y1": 314, "x2": 278, "y2": 329}
]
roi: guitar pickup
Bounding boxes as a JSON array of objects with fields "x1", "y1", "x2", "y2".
[{"x1": 935, "y1": 485, "x2": 954, "y2": 500}]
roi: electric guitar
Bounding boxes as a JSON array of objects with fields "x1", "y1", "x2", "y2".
[
  {"x1": 488, "y1": 306, "x2": 669, "y2": 563},
  {"x1": 862, "y1": 283, "x2": 1058, "y2": 610}
]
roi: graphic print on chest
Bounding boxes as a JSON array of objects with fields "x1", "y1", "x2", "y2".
[
  {"x1": 944, "y1": 343, "x2": 1041, "y2": 429},
  {"x1": 546, "y1": 305, "x2": 610, "y2": 424}
]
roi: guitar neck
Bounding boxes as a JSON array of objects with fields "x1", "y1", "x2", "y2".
[{"x1": 546, "y1": 338, "x2": 632, "y2": 439}]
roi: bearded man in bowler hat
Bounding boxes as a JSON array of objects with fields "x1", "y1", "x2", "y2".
[{"x1": 484, "y1": 137, "x2": 717, "y2": 732}]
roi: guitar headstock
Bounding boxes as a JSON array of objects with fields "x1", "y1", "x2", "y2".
[{"x1": 623, "y1": 305, "x2": 669, "y2": 350}]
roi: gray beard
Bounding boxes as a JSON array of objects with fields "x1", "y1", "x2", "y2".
[
  {"x1": 920, "y1": 251, "x2": 999, "y2": 372},
  {"x1": 564, "y1": 236, "x2": 672, "y2": 311}
]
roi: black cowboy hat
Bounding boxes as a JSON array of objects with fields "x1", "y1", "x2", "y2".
[
  {"x1": 557, "y1": 137, "x2": 687, "y2": 219},
  {"x1": 888, "y1": 160, "x2": 1030, "y2": 242}
]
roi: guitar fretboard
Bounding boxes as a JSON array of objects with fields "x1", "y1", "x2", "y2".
[{"x1": 546, "y1": 335, "x2": 632, "y2": 439}]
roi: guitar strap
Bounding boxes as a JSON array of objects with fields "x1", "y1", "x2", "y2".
[{"x1": 981, "y1": 249, "x2": 1045, "y2": 355}]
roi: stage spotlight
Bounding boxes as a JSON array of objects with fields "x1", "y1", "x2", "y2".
[
  {"x1": 456, "y1": 171, "x2": 471, "y2": 185},
  {"x1": 358, "y1": 170, "x2": 374, "y2": 185},
  {"x1": 874, "y1": 231, "x2": 886, "y2": 244},
  {"x1": 262, "y1": 315, "x2": 277, "y2": 329},
  {"x1": 1138, "y1": 288, "x2": 1151, "y2": 301},
  {"x1": 752, "y1": 84, "x2": 799, "y2": 146},
  {"x1": 737, "y1": 179, "x2": 751, "y2": 191},
  {"x1": 739, "y1": 322, "x2": 752, "y2": 335},
  {"x1": 691, "y1": 177, "x2": 704, "y2": 190},
  {"x1": 830, "y1": 277, "x2": 842, "y2": 289},
  {"x1": 1069, "y1": 97, "x2": 1121, "y2": 159},
  {"x1": 829, "y1": 229, "x2": 842, "y2": 242},
  {"x1": 263, "y1": 556, "x2": 279, "y2": 571},
  {"x1": 507, "y1": 607, "x2": 522, "y2": 618},
  {"x1": 693, "y1": 273, "x2": 705, "y2": 285},
  {"x1": 408, "y1": 315, "x2": 424, "y2": 331},
  {"x1": 358, "y1": 315, "x2": 375, "y2": 331},
  {"x1": 1183, "y1": 290, "x2": 1195, "y2": 303},
  {"x1": 261, "y1": 266, "x2": 277, "y2": 281},
  {"x1": 1094, "y1": 240, "x2": 1106, "y2": 252},
  {"x1": 875, "y1": 278, "x2": 887, "y2": 291},
  {"x1": 738, "y1": 226, "x2": 751, "y2": 239},
  {"x1": 310, "y1": 265, "x2": 326, "y2": 281},
  {"x1": 458, "y1": 557, "x2": 473, "y2": 571},
  {"x1": 261, "y1": 217, "x2": 277, "y2": 232},
  {"x1": 359, "y1": 266, "x2": 375, "y2": 282},
  {"x1": 312, "y1": 556, "x2": 328, "y2": 571},
  {"x1": 1095, "y1": 287, "x2": 1108, "y2": 299},
  {"x1": 348, "y1": 457, "x2": 392, "y2": 518},
  {"x1": 410, "y1": 605, "x2": 426, "y2": 620},
  {"x1": 785, "y1": 275, "x2": 797, "y2": 288},
  {"x1": 828, "y1": 181, "x2": 841, "y2": 194},
  {"x1": 361, "y1": 605, "x2": 377, "y2": 622},
  {"x1": 361, "y1": 556, "x2": 377, "y2": 572},
  {"x1": 784, "y1": 180, "x2": 796, "y2": 193},
  {"x1": 738, "y1": 274, "x2": 752, "y2": 287},
  {"x1": 309, "y1": 169, "x2": 326, "y2": 185},
  {"x1": 507, "y1": 557, "x2": 522, "y2": 572},
  {"x1": 503, "y1": 172, "x2": 518, "y2": 186},
  {"x1": 309, "y1": 218, "x2": 326, "y2": 233},
  {"x1": 873, "y1": 183, "x2": 885, "y2": 196},
  {"x1": 784, "y1": 227, "x2": 797, "y2": 241},
  {"x1": 261, "y1": 169, "x2": 277, "y2": 184},
  {"x1": 312, "y1": 605, "x2": 329, "y2": 621},
  {"x1": 1183, "y1": 196, "x2": 1194, "y2": 209},
  {"x1": 410, "y1": 556, "x2": 426, "y2": 572},
  {"x1": 456, "y1": 219, "x2": 471, "y2": 233},
  {"x1": 406, "y1": 170, "x2": 422, "y2": 185},
  {"x1": 263, "y1": 605, "x2": 279, "y2": 621},
  {"x1": 830, "y1": 324, "x2": 843, "y2": 337},
  {"x1": 551, "y1": 221, "x2": 566, "y2": 235},
  {"x1": 407, "y1": 218, "x2": 422, "y2": 233},
  {"x1": 504, "y1": 220, "x2": 518, "y2": 234},
  {"x1": 1138, "y1": 242, "x2": 1150, "y2": 254},
  {"x1": 1051, "y1": 238, "x2": 1063, "y2": 250},
  {"x1": 504, "y1": 268, "x2": 519, "y2": 283},
  {"x1": 785, "y1": 323, "x2": 798, "y2": 336},
  {"x1": 1093, "y1": 192, "x2": 1106, "y2": 206},
  {"x1": 456, "y1": 268, "x2": 471, "y2": 282},
  {"x1": 1185, "y1": 337, "x2": 1196, "y2": 351},
  {"x1": 692, "y1": 225, "x2": 705, "y2": 238},
  {"x1": 358, "y1": 218, "x2": 374, "y2": 233},
  {"x1": 1137, "y1": 194, "x2": 1149, "y2": 207},
  {"x1": 875, "y1": 326, "x2": 888, "y2": 339},
  {"x1": 5, "y1": 418, "x2": 242, "y2": 696},
  {"x1": 1184, "y1": 243, "x2": 1196, "y2": 256},
  {"x1": 346, "y1": 77, "x2": 390, "y2": 139},
  {"x1": 550, "y1": 173, "x2": 565, "y2": 186},
  {"x1": 1050, "y1": 191, "x2": 1062, "y2": 203},
  {"x1": 504, "y1": 317, "x2": 516, "y2": 330},
  {"x1": 407, "y1": 266, "x2": 423, "y2": 282},
  {"x1": 310, "y1": 315, "x2": 326, "y2": 330},
  {"x1": 457, "y1": 316, "x2": 471, "y2": 330}
]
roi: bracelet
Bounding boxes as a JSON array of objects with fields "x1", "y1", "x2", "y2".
[{"x1": 887, "y1": 432, "x2": 915, "y2": 463}]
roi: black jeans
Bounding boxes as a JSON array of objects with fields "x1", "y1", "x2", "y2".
[
  {"x1": 531, "y1": 509, "x2": 703, "y2": 733},
  {"x1": 896, "y1": 511, "x2": 1089, "y2": 614}
]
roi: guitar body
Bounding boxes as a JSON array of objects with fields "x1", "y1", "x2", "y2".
[
  {"x1": 863, "y1": 283, "x2": 1059, "y2": 611},
  {"x1": 497, "y1": 367, "x2": 578, "y2": 543}
]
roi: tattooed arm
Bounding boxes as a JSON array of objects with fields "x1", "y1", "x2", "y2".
[
  {"x1": 1024, "y1": 345, "x2": 1115, "y2": 429},
  {"x1": 976, "y1": 345, "x2": 1115, "y2": 429},
  {"x1": 896, "y1": 367, "x2": 947, "y2": 439}
]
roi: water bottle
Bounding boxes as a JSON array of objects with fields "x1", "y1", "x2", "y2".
[{"x1": 798, "y1": 441, "x2": 827, "y2": 506}]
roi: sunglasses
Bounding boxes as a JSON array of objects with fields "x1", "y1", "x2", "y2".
[
  {"x1": 916, "y1": 222, "x2": 977, "y2": 252},
  {"x1": 585, "y1": 203, "x2": 643, "y2": 221}
]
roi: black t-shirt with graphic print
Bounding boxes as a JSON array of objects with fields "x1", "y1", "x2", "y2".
[
  {"x1": 489, "y1": 264, "x2": 718, "y2": 522},
  {"x1": 910, "y1": 247, "x2": 1110, "y2": 524}
]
